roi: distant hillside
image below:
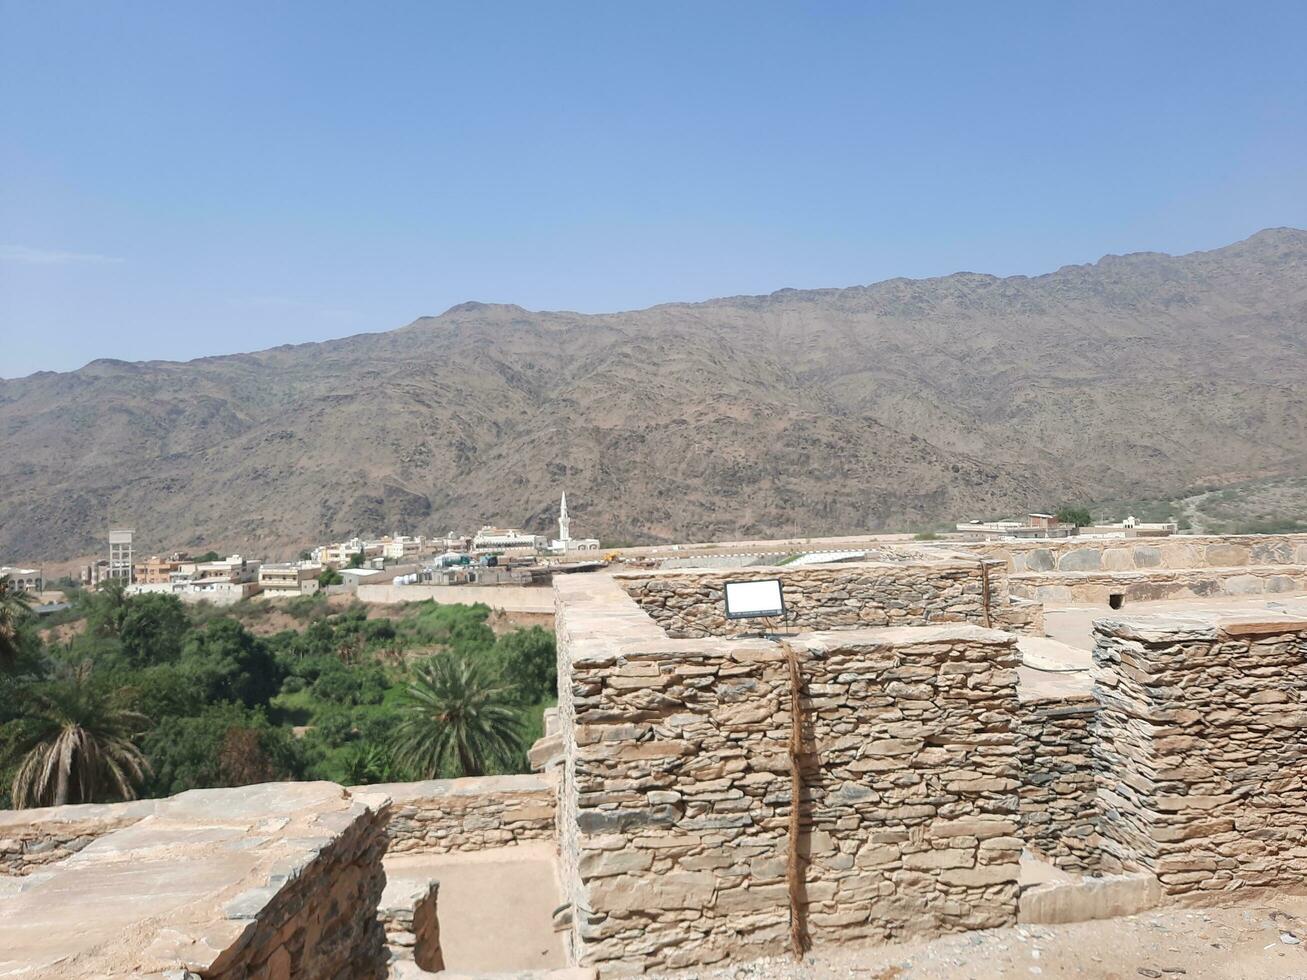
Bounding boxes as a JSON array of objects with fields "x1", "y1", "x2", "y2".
[{"x1": 3, "y1": 228, "x2": 1306, "y2": 561}]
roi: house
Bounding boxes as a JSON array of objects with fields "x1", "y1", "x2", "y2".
[{"x1": 259, "y1": 562, "x2": 322, "y2": 597}]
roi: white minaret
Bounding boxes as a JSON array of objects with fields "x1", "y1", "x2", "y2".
[{"x1": 558, "y1": 492, "x2": 571, "y2": 545}]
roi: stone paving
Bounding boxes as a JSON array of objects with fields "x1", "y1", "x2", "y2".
[{"x1": 0, "y1": 781, "x2": 389, "y2": 979}]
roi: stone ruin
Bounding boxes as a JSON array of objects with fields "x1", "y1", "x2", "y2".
[{"x1": 2, "y1": 542, "x2": 1306, "y2": 978}]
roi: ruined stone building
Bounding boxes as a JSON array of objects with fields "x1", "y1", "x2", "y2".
[{"x1": 2, "y1": 534, "x2": 1306, "y2": 977}]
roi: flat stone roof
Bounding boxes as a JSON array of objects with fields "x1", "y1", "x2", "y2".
[
  {"x1": 1093, "y1": 607, "x2": 1307, "y2": 643},
  {"x1": 0, "y1": 781, "x2": 385, "y2": 979}
]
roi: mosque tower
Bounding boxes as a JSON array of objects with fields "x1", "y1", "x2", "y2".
[{"x1": 558, "y1": 491, "x2": 571, "y2": 545}]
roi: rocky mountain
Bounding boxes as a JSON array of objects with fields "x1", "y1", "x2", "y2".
[{"x1": 3, "y1": 228, "x2": 1306, "y2": 562}]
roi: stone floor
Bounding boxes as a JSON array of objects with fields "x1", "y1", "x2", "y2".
[
  {"x1": 384, "y1": 841, "x2": 567, "y2": 974},
  {"x1": 0, "y1": 781, "x2": 378, "y2": 979},
  {"x1": 1042, "y1": 594, "x2": 1307, "y2": 651}
]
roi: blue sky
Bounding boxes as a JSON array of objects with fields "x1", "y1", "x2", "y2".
[{"x1": 2, "y1": 2, "x2": 1305, "y2": 378}]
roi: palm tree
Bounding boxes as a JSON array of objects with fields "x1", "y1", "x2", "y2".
[
  {"x1": 0, "y1": 573, "x2": 34, "y2": 669},
  {"x1": 10, "y1": 662, "x2": 151, "y2": 807},
  {"x1": 391, "y1": 656, "x2": 524, "y2": 777}
]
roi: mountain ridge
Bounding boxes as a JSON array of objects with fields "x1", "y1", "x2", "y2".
[{"x1": 3, "y1": 227, "x2": 1305, "y2": 561}]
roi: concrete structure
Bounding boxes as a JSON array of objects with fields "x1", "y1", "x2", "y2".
[
  {"x1": 381, "y1": 534, "x2": 425, "y2": 560},
  {"x1": 193, "y1": 553, "x2": 261, "y2": 584},
  {"x1": 956, "y1": 514, "x2": 1078, "y2": 540},
  {"x1": 258, "y1": 560, "x2": 322, "y2": 596},
  {"x1": 0, "y1": 566, "x2": 42, "y2": 593},
  {"x1": 313, "y1": 536, "x2": 383, "y2": 567},
  {"x1": 132, "y1": 552, "x2": 189, "y2": 584},
  {"x1": 107, "y1": 527, "x2": 134, "y2": 583}
]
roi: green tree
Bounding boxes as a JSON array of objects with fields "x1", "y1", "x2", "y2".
[
  {"x1": 194, "y1": 551, "x2": 222, "y2": 562},
  {"x1": 347, "y1": 552, "x2": 365, "y2": 569},
  {"x1": 9, "y1": 663, "x2": 150, "y2": 807},
  {"x1": 81, "y1": 579, "x2": 131, "y2": 638},
  {"x1": 1056, "y1": 506, "x2": 1093, "y2": 527},
  {"x1": 142, "y1": 703, "x2": 304, "y2": 796},
  {"x1": 0, "y1": 574, "x2": 34, "y2": 670},
  {"x1": 336, "y1": 743, "x2": 397, "y2": 785},
  {"x1": 391, "y1": 656, "x2": 524, "y2": 777},
  {"x1": 118, "y1": 592, "x2": 189, "y2": 666},
  {"x1": 318, "y1": 567, "x2": 343, "y2": 587},
  {"x1": 180, "y1": 619, "x2": 283, "y2": 707},
  {"x1": 495, "y1": 627, "x2": 557, "y2": 704}
]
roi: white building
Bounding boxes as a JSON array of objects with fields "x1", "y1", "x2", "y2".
[
  {"x1": 380, "y1": 534, "x2": 424, "y2": 560},
  {"x1": 0, "y1": 566, "x2": 43, "y2": 593},
  {"x1": 108, "y1": 528, "x2": 134, "y2": 583},
  {"x1": 548, "y1": 492, "x2": 601, "y2": 554},
  {"x1": 471, "y1": 526, "x2": 545, "y2": 552}
]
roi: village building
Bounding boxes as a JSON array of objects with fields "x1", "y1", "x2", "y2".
[
  {"x1": 0, "y1": 565, "x2": 43, "y2": 593},
  {"x1": 258, "y1": 561, "x2": 322, "y2": 597}
]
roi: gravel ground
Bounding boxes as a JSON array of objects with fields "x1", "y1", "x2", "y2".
[{"x1": 651, "y1": 894, "x2": 1307, "y2": 979}]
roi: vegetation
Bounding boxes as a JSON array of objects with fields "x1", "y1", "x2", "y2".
[
  {"x1": 0, "y1": 589, "x2": 555, "y2": 808},
  {"x1": 1055, "y1": 506, "x2": 1093, "y2": 528},
  {"x1": 9, "y1": 661, "x2": 151, "y2": 806},
  {"x1": 0, "y1": 573, "x2": 34, "y2": 669},
  {"x1": 391, "y1": 657, "x2": 524, "y2": 777}
]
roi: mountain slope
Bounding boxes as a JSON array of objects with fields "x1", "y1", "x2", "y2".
[{"x1": 3, "y1": 228, "x2": 1305, "y2": 561}]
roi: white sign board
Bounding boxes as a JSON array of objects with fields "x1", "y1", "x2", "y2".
[{"x1": 723, "y1": 579, "x2": 785, "y2": 620}]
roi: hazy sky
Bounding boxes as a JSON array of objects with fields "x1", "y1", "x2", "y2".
[{"x1": 3, "y1": 2, "x2": 1306, "y2": 378}]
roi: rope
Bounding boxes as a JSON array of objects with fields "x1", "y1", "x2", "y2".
[
  {"x1": 978, "y1": 559, "x2": 993, "y2": 628},
  {"x1": 784, "y1": 642, "x2": 811, "y2": 960}
]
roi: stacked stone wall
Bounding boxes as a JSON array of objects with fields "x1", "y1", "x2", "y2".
[
  {"x1": 1010, "y1": 565, "x2": 1307, "y2": 605},
  {"x1": 556, "y1": 572, "x2": 1022, "y2": 977},
  {"x1": 0, "y1": 798, "x2": 154, "y2": 876},
  {"x1": 956, "y1": 532, "x2": 1307, "y2": 574},
  {"x1": 617, "y1": 558, "x2": 1028, "y2": 639},
  {"x1": 362, "y1": 775, "x2": 556, "y2": 855},
  {"x1": 1017, "y1": 694, "x2": 1100, "y2": 872},
  {"x1": 209, "y1": 793, "x2": 392, "y2": 980},
  {"x1": 1092, "y1": 614, "x2": 1307, "y2": 894}
]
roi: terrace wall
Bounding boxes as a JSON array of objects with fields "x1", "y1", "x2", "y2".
[
  {"x1": 957, "y1": 533, "x2": 1307, "y2": 574},
  {"x1": 1009, "y1": 565, "x2": 1307, "y2": 605},
  {"x1": 1092, "y1": 613, "x2": 1307, "y2": 894}
]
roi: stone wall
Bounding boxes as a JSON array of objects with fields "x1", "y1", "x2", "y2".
[
  {"x1": 380, "y1": 877, "x2": 444, "y2": 972},
  {"x1": 0, "y1": 798, "x2": 154, "y2": 876},
  {"x1": 555, "y1": 576, "x2": 1022, "y2": 976},
  {"x1": 616, "y1": 555, "x2": 1031, "y2": 639},
  {"x1": 1017, "y1": 693, "x2": 1100, "y2": 872},
  {"x1": 208, "y1": 791, "x2": 392, "y2": 980},
  {"x1": 363, "y1": 774, "x2": 556, "y2": 855},
  {"x1": 1092, "y1": 612, "x2": 1307, "y2": 895},
  {"x1": 955, "y1": 532, "x2": 1307, "y2": 574},
  {"x1": 1009, "y1": 564, "x2": 1307, "y2": 605}
]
